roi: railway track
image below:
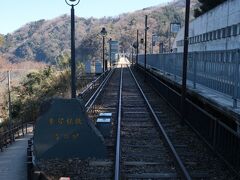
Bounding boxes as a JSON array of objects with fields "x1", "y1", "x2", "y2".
[
  {"x1": 80, "y1": 68, "x2": 121, "y2": 179},
  {"x1": 83, "y1": 63, "x2": 237, "y2": 179},
  {"x1": 130, "y1": 66, "x2": 237, "y2": 179},
  {"x1": 39, "y1": 61, "x2": 237, "y2": 179},
  {"x1": 114, "y1": 65, "x2": 237, "y2": 180},
  {"x1": 115, "y1": 66, "x2": 187, "y2": 179}
]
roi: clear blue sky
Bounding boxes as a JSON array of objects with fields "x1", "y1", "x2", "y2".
[{"x1": 0, "y1": 0, "x2": 172, "y2": 35}]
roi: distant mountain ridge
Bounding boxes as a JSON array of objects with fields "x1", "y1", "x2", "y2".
[{"x1": 0, "y1": 0, "x2": 198, "y2": 64}]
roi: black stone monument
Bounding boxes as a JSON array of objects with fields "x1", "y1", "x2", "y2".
[{"x1": 34, "y1": 98, "x2": 106, "y2": 160}]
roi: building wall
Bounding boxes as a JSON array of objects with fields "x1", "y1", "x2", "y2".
[{"x1": 173, "y1": 0, "x2": 240, "y2": 52}]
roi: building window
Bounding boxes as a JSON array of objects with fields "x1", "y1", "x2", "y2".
[
  {"x1": 177, "y1": 40, "x2": 184, "y2": 47},
  {"x1": 209, "y1": 32, "x2": 213, "y2": 40},
  {"x1": 217, "y1": 29, "x2": 221, "y2": 39},
  {"x1": 222, "y1": 28, "x2": 226, "y2": 38},
  {"x1": 206, "y1": 33, "x2": 209, "y2": 41},
  {"x1": 213, "y1": 31, "x2": 217, "y2": 40},
  {"x1": 190, "y1": 37, "x2": 193, "y2": 44},
  {"x1": 233, "y1": 24, "x2": 238, "y2": 36},
  {"x1": 199, "y1": 34, "x2": 203, "y2": 42},
  {"x1": 226, "y1": 26, "x2": 231, "y2": 37},
  {"x1": 238, "y1": 23, "x2": 240, "y2": 35},
  {"x1": 203, "y1": 33, "x2": 206, "y2": 41},
  {"x1": 177, "y1": 41, "x2": 180, "y2": 46}
]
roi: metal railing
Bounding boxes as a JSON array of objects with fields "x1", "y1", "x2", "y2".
[
  {"x1": 136, "y1": 65, "x2": 240, "y2": 177},
  {"x1": 138, "y1": 49, "x2": 240, "y2": 108},
  {"x1": 78, "y1": 70, "x2": 109, "y2": 104},
  {"x1": 185, "y1": 99, "x2": 240, "y2": 175},
  {"x1": 27, "y1": 137, "x2": 49, "y2": 180},
  {"x1": 85, "y1": 69, "x2": 115, "y2": 112},
  {"x1": 0, "y1": 122, "x2": 33, "y2": 152}
]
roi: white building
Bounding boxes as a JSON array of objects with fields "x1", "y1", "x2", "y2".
[{"x1": 173, "y1": 0, "x2": 240, "y2": 52}]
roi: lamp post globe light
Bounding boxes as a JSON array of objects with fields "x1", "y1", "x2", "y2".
[
  {"x1": 65, "y1": 0, "x2": 80, "y2": 99},
  {"x1": 65, "y1": 0, "x2": 80, "y2": 6},
  {"x1": 100, "y1": 27, "x2": 107, "y2": 72}
]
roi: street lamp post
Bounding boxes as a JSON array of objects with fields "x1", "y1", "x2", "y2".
[
  {"x1": 100, "y1": 27, "x2": 107, "y2": 72},
  {"x1": 109, "y1": 38, "x2": 112, "y2": 69},
  {"x1": 181, "y1": 0, "x2": 191, "y2": 120},
  {"x1": 65, "y1": 0, "x2": 80, "y2": 99}
]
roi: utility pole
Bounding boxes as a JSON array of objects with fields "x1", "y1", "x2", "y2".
[
  {"x1": 144, "y1": 15, "x2": 148, "y2": 71},
  {"x1": 7, "y1": 71, "x2": 14, "y2": 142},
  {"x1": 131, "y1": 48, "x2": 134, "y2": 66},
  {"x1": 181, "y1": 0, "x2": 191, "y2": 120},
  {"x1": 136, "y1": 29, "x2": 139, "y2": 64},
  {"x1": 103, "y1": 36, "x2": 105, "y2": 71},
  {"x1": 168, "y1": 30, "x2": 171, "y2": 52}
]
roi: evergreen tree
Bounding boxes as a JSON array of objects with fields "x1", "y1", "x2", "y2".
[{"x1": 194, "y1": 0, "x2": 227, "y2": 17}]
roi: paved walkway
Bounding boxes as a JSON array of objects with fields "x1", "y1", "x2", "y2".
[{"x1": 0, "y1": 133, "x2": 33, "y2": 180}]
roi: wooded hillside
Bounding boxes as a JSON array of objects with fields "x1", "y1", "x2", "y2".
[
  {"x1": 0, "y1": 0, "x2": 198, "y2": 64},
  {"x1": 194, "y1": 0, "x2": 227, "y2": 17}
]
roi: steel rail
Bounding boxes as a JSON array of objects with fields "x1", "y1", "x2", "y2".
[
  {"x1": 86, "y1": 68, "x2": 115, "y2": 112},
  {"x1": 84, "y1": 69, "x2": 112, "y2": 109},
  {"x1": 114, "y1": 66, "x2": 123, "y2": 180},
  {"x1": 78, "y1": 70, "x2": 108, "y2": 97},
  {"x1": 137, "y1": 65, "x2": 240, "y2": 178},
  {"x1": 128, "y1": 66, "x2": 192, "y2": 180}
]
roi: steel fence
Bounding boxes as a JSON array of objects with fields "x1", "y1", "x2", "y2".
[
  {"x1": 138, "y1": 49, "x2": 240, "y2": 108},
  {"x1": 0, "y1": 122, "x2": 33, "y2": 152},
  {"x1": 137, "y1": 66, "x2": 240, "y2": 175}
]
